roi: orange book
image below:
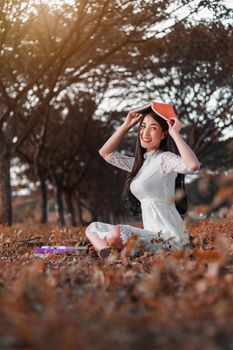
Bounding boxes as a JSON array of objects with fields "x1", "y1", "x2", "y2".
[{"x1": 130, "y1": 101, "x2": 177, "y2": 121}]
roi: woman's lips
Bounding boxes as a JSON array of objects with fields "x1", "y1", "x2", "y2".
[{"x1": 141, "y1": 138, "x2": 151, "y2": 143}]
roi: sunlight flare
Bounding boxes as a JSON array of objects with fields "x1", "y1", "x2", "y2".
[{"x1": 30, "y1": 0, "x2": 75, "y2": 7}]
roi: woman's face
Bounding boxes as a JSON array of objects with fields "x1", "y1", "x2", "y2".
[{"x1": 139, "y1": 114, "x2": 167, "y2": 152}]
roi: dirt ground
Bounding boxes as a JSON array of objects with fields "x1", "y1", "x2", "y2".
[{"x1": 0, "y1": 219, "x2": 232, "y2": 350}]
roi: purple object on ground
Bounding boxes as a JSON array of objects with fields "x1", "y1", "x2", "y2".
[{"x1": 33, "y1": 246, "x2": 84, "y2": 254}]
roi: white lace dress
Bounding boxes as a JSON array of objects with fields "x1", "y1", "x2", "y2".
[{"x1": 86, "y1": 149, "x2": 197, "y2": 254}]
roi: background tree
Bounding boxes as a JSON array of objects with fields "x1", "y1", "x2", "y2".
[
  {"x1": 2, "y1": 0, "x2": 231, "y2": 225},
  {"x1": 2, "y1": 0, "x2": 200, "y2": 225},
  {"x1": 106, "y1": 20, "x2": 232, "y2": 170}
]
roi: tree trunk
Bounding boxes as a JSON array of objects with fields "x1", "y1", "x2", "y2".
[
  {"x1": 55, "y1": 181, "x2": 65, "y2": 226},
  {"x1": 0, "y1": 149, "x2": 12, "y2": 226},
  {"x1": 39, "y1": 176, "x2": 48, "y2": 224},
  {"x1": 75, "y1": 190, "x2": 83, "y2": 226},
  {"x1": 65, "y1": 190, "x2": 77, "y2": 226}
]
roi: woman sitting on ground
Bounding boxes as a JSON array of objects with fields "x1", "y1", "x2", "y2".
[{"x1": 85, "y1": 105, "x2": 200, "y2": 259}]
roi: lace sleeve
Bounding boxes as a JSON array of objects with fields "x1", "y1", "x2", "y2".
[
  {"x1": 160, "y1": 151, "x2": 196, "y2": 175},
  {"x1": 103, "y1": 151, "x2": 135, "y2": 172}
]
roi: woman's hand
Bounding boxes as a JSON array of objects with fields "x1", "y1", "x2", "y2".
[
  {"x1": 122, "y1": 112, "x2": 143, "y2": 130},
  {"x1": 167, "y1": 118, "x2": 185, "y2": 138},
  {"x1": 167, "y1": 117, "x2": 200, "y2": 171}
]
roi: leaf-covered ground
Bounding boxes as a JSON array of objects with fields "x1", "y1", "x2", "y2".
[{"x1": 0, "y1": 219, "x2": 233, "y2": 350}]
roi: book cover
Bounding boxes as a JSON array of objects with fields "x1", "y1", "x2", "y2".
[{"x1": 130, "y1": 101, "x2": 177, "y2": 121}]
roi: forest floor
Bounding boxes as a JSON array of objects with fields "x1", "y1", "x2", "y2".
[{"x1": 0, "y1": 219, "x2": 233, "y2": 350}]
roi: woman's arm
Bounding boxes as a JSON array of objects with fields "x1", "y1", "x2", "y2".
[
  {"x1": 168, "y1": 119, "x2": 200, "y2": 171},
  {"x1": 99, "y1": 112, "x2": 143, "y2": 158}
]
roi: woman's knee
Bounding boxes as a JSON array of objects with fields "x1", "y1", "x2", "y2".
[{"x1": 85, "y1": 222, "x2": 97, "y2": 238}]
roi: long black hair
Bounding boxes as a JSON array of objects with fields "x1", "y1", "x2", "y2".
[{"x1": 123, "y1": 108, "x2": 188, "y2": 216}]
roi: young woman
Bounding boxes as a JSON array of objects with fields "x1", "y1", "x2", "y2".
[{"x1": 85, "y1": 107, "x2": 200, "y2": 259}]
